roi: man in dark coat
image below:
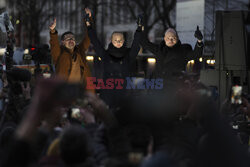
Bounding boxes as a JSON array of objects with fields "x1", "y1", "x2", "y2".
[
  {"x1": 84, "y1": 8, "x2": 141, "y2": 109},
  {"x1": 140, "y1": 26, "x2": 204, "y2": 81}
]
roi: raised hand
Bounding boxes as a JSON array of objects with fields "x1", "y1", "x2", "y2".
[
  {"x1": 194, "y1": 26, "x2": 203, "y2": 41},
  {"x1": 83, "y1": 92, "x2": 116, "y2": 127},
  {"x1": 21, "y1": 82, "x2": 31, "y2": 100},
  {"x1": 79, "y1": 107, "x2": 96, "y2": 124},
  {"x1": 84, "y1": 8, "x2": 92, "y2": 26},
  {"x1": 136, "y1": 13, "x2": 144, "y2": 27},
  {"x1": 49, "y1": 18, "x2": 56, "y2": 32},
  {"x1": 16, "y1": 77, "x2": 72, "y2": 140},
  {"x1": 85, "y1": 8, "x2": 92, "y2": 18}
]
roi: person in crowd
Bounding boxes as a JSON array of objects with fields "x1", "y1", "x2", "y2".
[
  {"x1": 59, "y1": 125, "x2": 94, "y2": 167},
  {"x1": 0, "y1": 77, "x2": 98, "y2": 167},
  {"x1": 84, "y1": 8, "x2": 141, "y2": 108},
  {"x1": 139, "y1": 23, "x2": 204, "y2": 82},
  {"x1": 0, "y1": 68, "x2": 32, "y2": 126},
  {"x1": 1, "y1": 75, "x2": 249, "y2": 167},
  {"x1": 2, "y1": 8, "x2": 250, "y2": 167},
  {"x1": 49, "y1": 15, "x2": 92, "y2": 85}
]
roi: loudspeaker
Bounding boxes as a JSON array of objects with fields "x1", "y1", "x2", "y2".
[{"x1": 200, "y1": 11, "x2": 250, "y2": 105}]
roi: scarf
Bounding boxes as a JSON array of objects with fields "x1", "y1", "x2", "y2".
[{"x1": 107, "y1": 43, "x2": 128, "y2": 58}]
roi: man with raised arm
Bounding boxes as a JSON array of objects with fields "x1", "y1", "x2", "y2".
[{"x1": 49, "y1": 16, "x2": 92, "y2": 84}]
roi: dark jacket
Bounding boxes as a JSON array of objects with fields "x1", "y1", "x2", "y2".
[
  {"x1": 140, "y1": 32, "x2": 203, "y2": 79},
  {"x1": 87, "y1": 27, "x2": 141, "y2": 108},
  {"x1": 87, "y1": 27, "x2": 141, "y2": 79}
]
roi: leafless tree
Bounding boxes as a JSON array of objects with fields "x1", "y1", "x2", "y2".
[
  {"x1": 152, "y1": 0, "x2": 176, "y2": 31},
  {"x1": 7, "y1": 0, "x2": 59, "y2": 46},
  {"x1": 124, "y1": 0, "x2": 176, "y2": 36}
]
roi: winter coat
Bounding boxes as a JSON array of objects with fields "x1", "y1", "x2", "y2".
[
  {"x1": 50, "y1": 30, "x2": 92, "y2": 84},
  {"x1": 87, "y1": 27, "x2": 141, "y2": 79},
  {"x1": 140, "y1": 32, "x2": 203, "y2": 80},
  {"x1": 87, "y1": 27, "x2": 141, "y2": 108}
]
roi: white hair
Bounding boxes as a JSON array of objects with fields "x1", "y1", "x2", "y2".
[{"x1": 164, "y1": 28, "x2": 178, "y2": 38}]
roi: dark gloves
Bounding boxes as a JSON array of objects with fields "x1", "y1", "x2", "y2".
[
  {"x1": 136, "y1": 13, "x2": 144, "y2": 26},
  {"x1": 85, "y1": 13, "x2": 91, "y2": 23},
  {"x1": 85, "y1": 13, "x2": 93, "y2": 28},
  {"x1": 136, "y1": 13, "x2": 144, "y2": 32},
  {"x1": 194, "y1": 26, "x2": 203, "y2": 40},
  {"x1": 85, "y1": 13, "x2": 90, "y2": 22}
]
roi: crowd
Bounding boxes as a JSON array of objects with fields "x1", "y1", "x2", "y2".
[
  {"x1": 0, "y1": 72, "x2": 249, "y2": 167},
  {"x1": 0, "y1": 8, "x2": 249, "y2": 167}
]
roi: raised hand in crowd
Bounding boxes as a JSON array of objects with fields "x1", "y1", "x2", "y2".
[
  {"x1": 20, "y1": 82, "x2": 31, "y2": 100},
  {"x1": 80, "y1": 107, "x2": 96, "y2": 124},
  {"x1": 15, "y1": 77, "x2": 75, "y2": 141},
  {"x1": 49, "y1": 18, "x2": 56, "y2": 33},
  {"x1": 83, "y1": 92, "x2": 116, "y2": 127},
  {"x1": 71, "y1": 99, "x2": 96, "y2": 125}
]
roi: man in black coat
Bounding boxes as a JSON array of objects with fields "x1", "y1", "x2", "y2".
[
  {"x1": 140, "y1": 26, "x2": 204, "y2": 81},
  {"x1": 85, "y1": 8, "x2": 141, "y2": 109}
]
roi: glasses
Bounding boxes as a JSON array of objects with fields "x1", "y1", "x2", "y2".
[{"x1": 64, "y1": 37, "x2": 75, "y2": 41}]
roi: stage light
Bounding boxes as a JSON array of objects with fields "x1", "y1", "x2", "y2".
[
  {"x1": 188, "y1": 60, "x2": 195, "y2": 64},
  {"x1": 147, "y1": 58, "x2": 156, "y2": 63},
  {"x1": 206, "y1": 59, "x2": 215, "y2": 65},
  {"x1": 0, "y1": 48, "x2": 6, "y2": 55},
  {"x1": 24, "y1": 49, "x2": 29, "y2": 54},
  {"x1": 86, "y1": 56, "x2": 94, "y2": 61}
]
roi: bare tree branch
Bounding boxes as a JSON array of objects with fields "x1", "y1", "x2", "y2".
[{"x1": 125, "y1": 0, "x2": 137, "y2": 19}]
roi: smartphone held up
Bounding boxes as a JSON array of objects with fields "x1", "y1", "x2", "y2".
[{"x1": 231, "y1": 85, "x2": 242, "y2": 104}]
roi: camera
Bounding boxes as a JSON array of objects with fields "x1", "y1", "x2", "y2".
[{"x1": 23, "y1": 54, "x2": 32, "y2": 61}]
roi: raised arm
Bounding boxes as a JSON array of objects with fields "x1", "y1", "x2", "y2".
[
  {"x1": 186, "y1": 26, "x2": 204, "y2": 60},
  {"x1": 78, "y1": 30, "x2": 90, "y2": 54},
  {"x1": 49, "y1": 18, "x2": 61, "y2": 65},
  {"x1": 85, "y1": 8, "x2": 106, "y2": 58},
  {"x1": 129, "y1": 25, "x2": 142, "y2": 61},
  {"x1": 139, "y1": 27, "x2": 160, "y2": 56},
  {"x1": 87, "y1": 27, "x2": 106, "y2": 58}
]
